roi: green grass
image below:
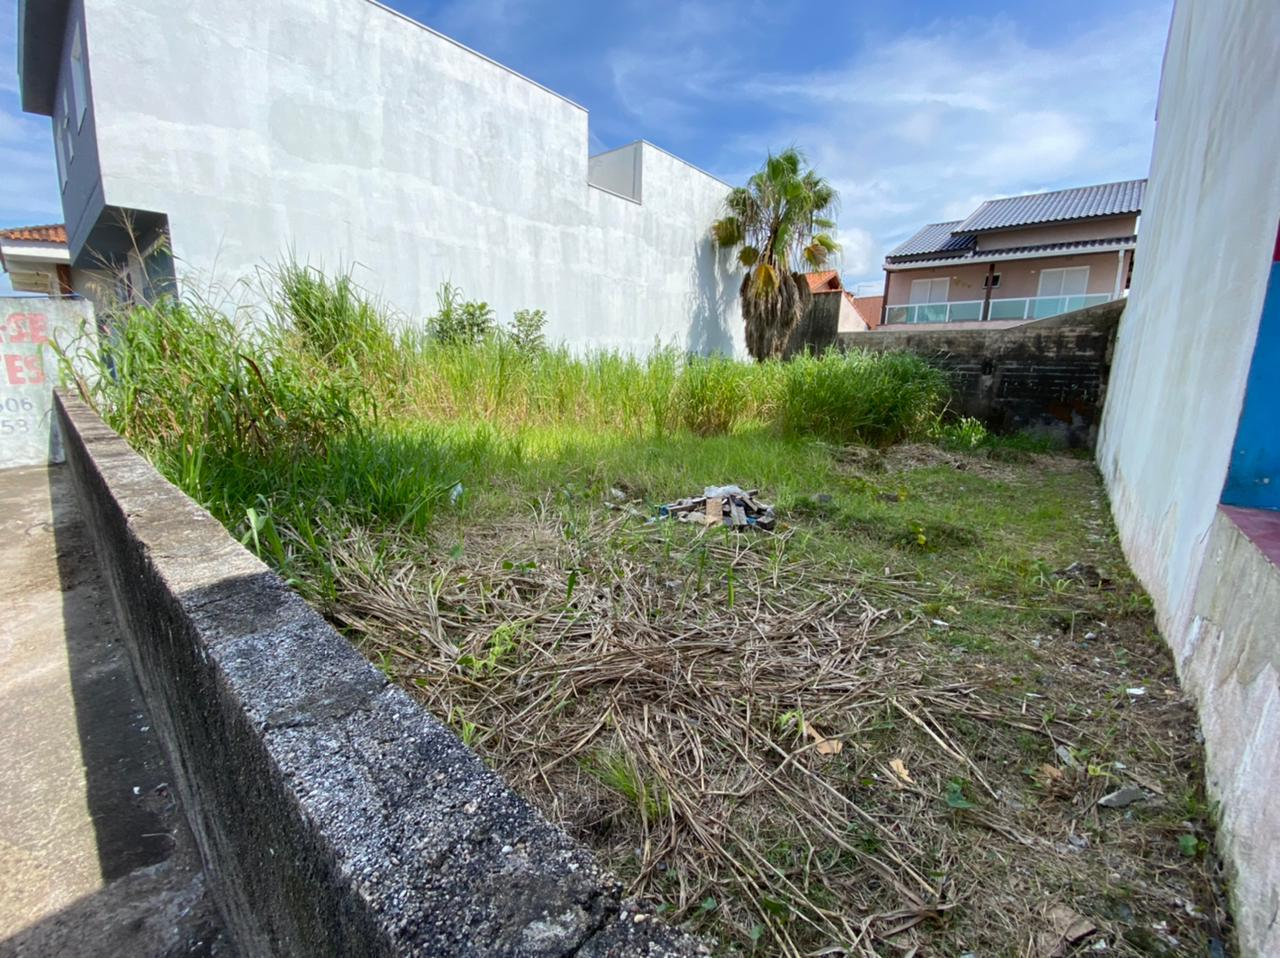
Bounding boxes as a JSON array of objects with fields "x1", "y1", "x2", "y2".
[
  {"x1": 582, "y1": 749, "x2": 670, "y2": 822},
  {"x1": 64, "y1": 267, "x2": 949, "y2": 597}
]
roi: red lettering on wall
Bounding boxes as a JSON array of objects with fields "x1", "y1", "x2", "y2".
[
  {"x1": 4, "y1": 354, "x2": 44, "y2": 385},
  {"x1": 3, "y1": 314, "x2": 49, "y2": 345}
]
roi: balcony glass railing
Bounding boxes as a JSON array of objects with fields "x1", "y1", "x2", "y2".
[{"x1": 886, "y1": 294, "x2": 1112, "y2": 325}]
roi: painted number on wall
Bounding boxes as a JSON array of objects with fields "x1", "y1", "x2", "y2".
[{"x1": 0, "y1": 396, "x2": 36, "y2": 435}]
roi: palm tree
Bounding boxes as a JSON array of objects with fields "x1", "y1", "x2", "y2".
[{"x1": 711, "y1": 149, "x2": 840, "y2": 361}]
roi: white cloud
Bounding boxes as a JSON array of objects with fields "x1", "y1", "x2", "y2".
[
  {"x1": 725, "y1": 8, "x2": 1168, "y2": 281},
  {"x1": 834, "y1": 225, "x2": 876, "y2": 277},
  {"x1": 588, "y1": 2, "x2": 1167, "y2": 281}
]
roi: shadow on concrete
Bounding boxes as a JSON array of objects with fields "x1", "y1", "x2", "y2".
[
  {"x1": 0, "y1": 466, "x2": 229, "y2": 956},
  {"x1": 47, "y1": 464, "x2": 176, "y2": 880},
  {"x1": 685, "y1": 237, "x2": 737, "y2": 356}
]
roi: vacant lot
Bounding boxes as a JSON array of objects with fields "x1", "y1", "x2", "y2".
[{"x1": 72, "y1": 270, "x2": 1232, "y2": 957}]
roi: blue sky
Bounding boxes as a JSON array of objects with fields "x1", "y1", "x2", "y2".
[{"x1": 1, "y1": 0, "x2": 1172, "y2": 291}]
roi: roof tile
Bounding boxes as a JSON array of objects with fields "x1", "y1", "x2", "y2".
[
  {"x1": 850, "y1": 294, "x2": 883, "y2": 328},
  {"x1": 803, "y1": 270, "x2": 841, "y2": 292},
  {"x1": 886, "y1": 221, "x2": 976, "y2": 259},
  {"x1": 0, "y1": 223, "x2": 67, "y2": 244},
  {"x1": 954, "y1": 179, "x2": 1145, "y2": 234}
]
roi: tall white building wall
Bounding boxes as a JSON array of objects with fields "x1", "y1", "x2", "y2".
[
  {"x1": 77, "y1": 0, "x2": 742, "y2": 353},
  {"x1": 1097, "y1": 3, "x2": 1280, "y2": 954}
]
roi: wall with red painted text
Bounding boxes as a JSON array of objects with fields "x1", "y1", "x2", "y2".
[{"x1": 0, "y1": 298, "x2": 95, "y2": 468}]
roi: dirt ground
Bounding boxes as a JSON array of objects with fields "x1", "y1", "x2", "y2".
[{"x1": 331, "y1": 444, "x2": 1233, "y2": 957}]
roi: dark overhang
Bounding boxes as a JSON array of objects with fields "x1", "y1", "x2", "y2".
[{"x1": 18, "y1": 0, "x2": 71, "y2": 116}]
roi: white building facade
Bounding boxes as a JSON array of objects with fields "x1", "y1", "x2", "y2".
[
  {"x1": 1098, "y1": 2, "x2": 1280, "y2": 954},
  {"x1": 18, "y1": 0, "x2": 743, "y2": 354}
]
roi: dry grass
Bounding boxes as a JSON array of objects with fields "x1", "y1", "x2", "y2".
[{"x1": 326, "y1": 453, "x2": 1232, "y2": 958}]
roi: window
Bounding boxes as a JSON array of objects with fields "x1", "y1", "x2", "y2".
[
  {"x1": 53, "y1": 114, "x2": 67, "y2": 189},
  {"x1": 53, "y1": 89, "x2": 73, "y2": 191},
  {"x1": 1037, "y1": 266, "x2": 1090, "y2": 297},
  {"x1": 909, "y1": 277, "x2": 950, "y2": 304},
  {"x1": 70, "y1": 22, "x2": 88, "y2": 129},
  {"x1": 983, "y1": 273, "x2": 1001, "y2": 289},
  {"x1": 61, "y1": 87, "x2": 74, "y2": 164}
]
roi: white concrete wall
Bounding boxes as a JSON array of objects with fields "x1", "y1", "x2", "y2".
[
  {"x1": 1097, "y1": 3, "x2": 1280, "y2": 954},
  {"x1": 835, "y1": 294, "x2": 867, "y2": 333},
  {"x1": 75, "y1": 0, "x2": 742, "y2": 354},
  {"x1": 588, "y1": 143, "x2": 643, "y2": 202}
]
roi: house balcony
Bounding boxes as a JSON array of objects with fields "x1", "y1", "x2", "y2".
[{"x1": 885, "y1": 293, "x2": 1114, "y2": 325}]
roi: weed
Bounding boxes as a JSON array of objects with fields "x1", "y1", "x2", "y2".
[
  {"x1": 507, "y1": 308, "x2": 547, "y2": 352},
  {"x1": 428, "y1": 282, "x2": 497, "y2": 345},
  {"x1": 583, "y1": 749, "x2": 670, "y2": 821},
  {"x1": 458, "y1": 622, "x2": 527, "y2": 675}
]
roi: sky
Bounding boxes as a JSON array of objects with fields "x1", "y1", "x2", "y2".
[{"x1": 0, "y1": 0, "x2": 1172, "y2": 292}]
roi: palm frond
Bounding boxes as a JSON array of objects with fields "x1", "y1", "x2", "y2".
[
  {"x1": 712, "y1": 216, "x2": 744, "y2": 248},
  {"x1": 751, "y1": 262, "x2": 779, "y2": 297}
]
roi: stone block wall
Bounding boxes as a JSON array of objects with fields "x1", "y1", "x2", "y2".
[{"x1": 840, "y1": 299, "x2": 1124, "y2": 447}]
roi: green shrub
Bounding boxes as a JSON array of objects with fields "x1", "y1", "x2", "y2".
[
  {"x1": 428, "y1": 283, "x2": 497, "y2": 346},
  {"x1": 932, "y1": 416, "x2": 1063, "y2": 457},
  {"x1": 933, "y1": 415, "x2": 989, "y2": 449},
  {"x1": 508, "y1": 308, "x2": 547, "y2": 352}
]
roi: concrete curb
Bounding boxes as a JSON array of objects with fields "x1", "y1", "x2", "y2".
[{"x1": 54, "y1": 392, "x2": 706, "y2": 957}]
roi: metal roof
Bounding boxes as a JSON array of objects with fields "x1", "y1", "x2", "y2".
[
  {"x1": 885, "y1": 234, "x2": 1138, "y2": 270},
  {"x1": 980, "y1": 234, "x2": 1138, "y2": 259},
  {"x1": 953, "y1": 179, "x2": 1145, "y2": 234},
  {"x1": 885, "y1": 221, "x2": 976, "y2": 259}
]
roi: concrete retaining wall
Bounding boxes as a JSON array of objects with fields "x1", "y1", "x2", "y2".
[
  {"x1": 840, "y1": 299, "x2": 1123, "y2": 447},
  {"x1": 54, "y1": 391, "x2": 704, "y2": 957},
  {"x1": 1094, "y1": 3, "x2": 1280, "y2": 953}
]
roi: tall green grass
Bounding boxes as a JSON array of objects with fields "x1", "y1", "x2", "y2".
[
  {"x1": 67, "y1": 267, "x2": 948, "y2": 593},
  {"x1": 778, "y1": 349, "x2": 947, "y2": 445}
]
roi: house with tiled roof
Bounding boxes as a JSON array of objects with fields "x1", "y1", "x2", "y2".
[
  {"x1": 0, "y1": 224, "x2": 73, "y2": 296},
  {"x1": 799, "y1": 271, "x2": 873, "y2": 333},
  {"x1": 880, "y1": 179, "x2": 1144, "y2": 326}
]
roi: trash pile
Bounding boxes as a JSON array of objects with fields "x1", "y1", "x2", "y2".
[{"x1": 655, "y1": 484, "x2": 776, "y2": 531}]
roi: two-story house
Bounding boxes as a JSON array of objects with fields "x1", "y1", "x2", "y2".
[{"x1": 881, "y1": 180, "x2": 1144, "y2": 326}]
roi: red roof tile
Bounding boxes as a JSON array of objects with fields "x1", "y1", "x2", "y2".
[
  {"x1": 850, "y1": 294, "x2": 883, "y2": 329},
  {"x1": 0, "y1": 224, "x2": 67, "y2": 244},
  {"x1": 803, "y1": 270, "x2": 841, "y2": 293}
]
